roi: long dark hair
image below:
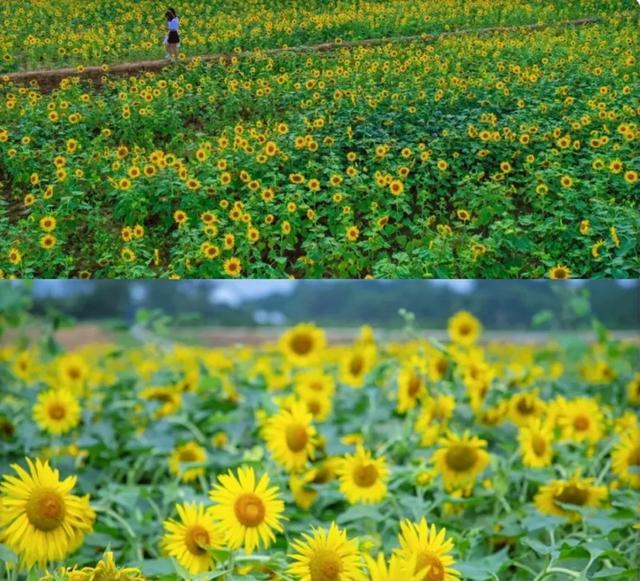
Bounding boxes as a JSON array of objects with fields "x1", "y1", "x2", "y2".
[{"x1": 166, "y1": 7, "x2": 177, "y2": 19}]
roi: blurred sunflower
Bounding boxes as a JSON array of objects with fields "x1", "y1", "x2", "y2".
[
  {"x1": 414, "y1": 395, "x2": 455, "y2": 447},
  {"x1": 447, "y1": 312, "x2": 481, "y2": 346},
  {"x1": 534, "y1": 475, "x2": 607, "y2": 521},
  {"x1": 508, "y1": 392, "x2": 546, "y2": 427},
  {"x1": 140, "y1": 386, "x2": 181, "y2": 418},
  {"x1": 82, "y1": 550, "x2": 145, "y2": 580},
  {"x1": 280, "y1": 323, "x2": 327, "y2": 367},
  {"x1": 611, "y1": 429, "x2": 640, "y2": 489},
  {"x1": 338, "y1": 446, "x2": 389, "y2": 504},
  {"x1": 288, "y1": 522, "x2": 362, "y2": 581},
  {"x1": 518, "y1": 418, "x2": 554, "y2": 468},
  {"x1": 168, "y1": 441, "x2": 207, "y2": 483},
  {"x1": 162, "y1": 503, "x2": 222, "y2": 574},
  {"x1": 395, "y1": 518, "x2": 460, "y2": 581},
  {"x1": 397, "y1": 367, "x2": 427, "y2": 414},
  {"x1": 208, "y1": 466, "x2": 284, "y2": 553},
  {"x1": 558, "y1": 397, "x2": 604, "y2": 445},
  {"x1": 340, "y1": 346, "x2": 376, "y2": 388},
  {"x1": 432, "y1": 432, "x2": 490, "y2": 491},
  {"x1": 0, "y1": 458, "x2": 95, "y2": 567},
  {"x1": 33, "y1": 388, "x2": 81, "y2": 435},
  {"x1": 263, "y1": 401, "x2": 317, "y2": 472}
]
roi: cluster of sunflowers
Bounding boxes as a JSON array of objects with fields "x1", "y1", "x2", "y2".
[
  {"x1": 1, "y1": 5, "x2": 638, "y2": 278},
  {"x1": 0, "y1": 312, "x2": 638, "y2": 579},
  {"x1": 1, "y1": 0, "x2": 630, "y2": 72}
]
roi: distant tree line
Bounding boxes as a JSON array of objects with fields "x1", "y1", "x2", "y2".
[{"x1": 24, "y1": 280, "x2": 640, "y2": 330}]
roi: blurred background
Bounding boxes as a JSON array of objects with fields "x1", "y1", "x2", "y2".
[{"x1": 0, "y1": 281, "x2": 637, "y2": 348}]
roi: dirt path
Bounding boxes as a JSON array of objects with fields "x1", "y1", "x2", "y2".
[{"x1": 1, "y1": 16, "x2": 609, "y2": 93}]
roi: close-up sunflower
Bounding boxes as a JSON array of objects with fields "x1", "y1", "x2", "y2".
[
  {"x1": 432, "y1": 431, "x2": 490, "y2": 491},
  {"x1": 558, "y1": 397, "x2": 604, "y2": 445},
  {"x1": 32, "y1": 388, "x2": 81, "y2": 435},
  {"x1": 338, "y1": 446, "x2": 389, "y2": 504},
  {"x1": 208, "y1": 466, "x2": 285, "y2": 553},
  {"x1": 288, "y1": 522, "x2": 363, "y2": 581},
  {"x1": 161, "y1": 503, "x2": 222, "y2": 575},
  {"x1": 0, "y1": 458, "x2": 95, "y2": 567},
  {"x1": 534, "y1": 474, "x2": 608, "y2": 521}
]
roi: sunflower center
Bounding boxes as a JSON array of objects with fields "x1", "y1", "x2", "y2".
[
  {"x1": 415, "y1": 552, "x2": 445, "y2": 581},
  {"x1": 234, "y1": 493, "x2": 266, "y2": 527},
  {"x1": 307, "y1": 400, "x2": 321, "y2": 415},
  {"x1": 353, "y1": 463, "x2": 378, "y2": 487},
  {"x1": 445, "y1": 444, "x2": 478, "y2": 472},
  {"x1": 286, "y1": 423, "x2": 309, "y2": 452},
  {"x1": 310, "y1": 381, "x2": 324, "y2": 392},
  {"x1": 179, "y1": 449, "x2": 198, "y2": 462},
  {"x1": 309, "y1": 549, "x2": 341, "y2": 581},
  {"x1": 517, "y1": 398, "x2": 535, "y2": 415},
  {"x1": 532, "y1": 435, "x2": 547, "y2": 456},
  {"x1": 573, "y1": 415, "x2": 590, "y2": 431},
  {"x1": 184, "y1": 524, "x2": 210, "y2": 555},
  {"x1": 349, "y1": 355, "x2": 364, "y2": 376},
  {"x1": 48, "y1": 402, "x2": 67, "y2": 420},
  {"x1": 436, "y1": 358, "x2": 448, "y2": 376},
  {"x1": 458, "y1": 324, "x2": 471, "y2": 336},
  {"x1": 25, "y1": 487, "x2": 66, "y2": 531},
  {"x1": 555, "y1": 485, "x2": 589, "y2": 507},
  {"x1": 68, "y1": 366, "x2": 81, "y2": 380},
  {"x1": 408, "y1": 376, "x2": 421, "y2": 397},
  {"x1": 291, "y1": 333, "x2": 313, "y2": 356}
]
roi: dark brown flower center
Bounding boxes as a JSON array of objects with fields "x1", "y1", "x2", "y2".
[
  {"x1": 415, "y1": 553, "x2": 445, "y2": 581},
  {"x1": 291, "y1": 333, "x2": 313, "y2": 355},
  {"x1": 349, "y1": 355, "x2": 364, "y2": 376},
  {"x1": 573, "y1": 415, "x2": 590, "y2": 431},
  {"x1": 48, "y1": 403, "x2": 67, "y2": 420}
]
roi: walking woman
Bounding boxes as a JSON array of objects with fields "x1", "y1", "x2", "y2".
[{"x1": 163, "y1": 8, "x2": 180, "y2": 62}]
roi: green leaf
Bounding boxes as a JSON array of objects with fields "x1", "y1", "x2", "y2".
[{"x1": 0, "y1": 543, "x2": 18, "y2": 565}]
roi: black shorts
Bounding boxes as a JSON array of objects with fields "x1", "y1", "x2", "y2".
[{"x1": 168, "y1": 31, "x2": 180, "y2": 44}]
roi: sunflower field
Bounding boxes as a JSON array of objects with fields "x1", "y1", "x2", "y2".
[
  {"x1": 0, "y1": 307, "x2": 639, "y2": 580},
  {"x1": 0, "y1": 2, "x2": 639, "y2": 278},
  {"x1": 0, "y1": 0, "x2": 632, "y2": 73}
]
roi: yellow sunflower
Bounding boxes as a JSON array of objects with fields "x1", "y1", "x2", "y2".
[
  {"x1": 280, "y1": 323, "x2": 327, "y2": 367},
  {"x1": 414, "y1": 395, "x2": 455, "y2": 447},
  {"x1": 432, "y1": 432, "x2": 490, "y2": 491},
  {"x1": 518, "y1": 418, "x2": 554, "y2": 468},
  {"x1": 340, "y1": 346, "x2": 376, "y2": 388},
  {"x1": 395, "y1": 518, "x2": 460, "y2": 581},
  {"x1": 288, "y1": 522, "x2": 363, "y2": 581},
  {"x1": 80, "y1": 551, "x2": 145, "y2": 580},
  {"x1": 168, "y1": 442, "x2": 207, "y2": 483},
  {"x1": 162, "y1": 503, "x2": 222, "y2": 575},
  {"x1": 33, "y1": 389, "x2": 81, "y2": 435},
  {"x1": 507, "y1": 392, "x2": 546, "y2": 427},
  {"x1": 627, "y1": 372, "x2": 640, "y2": 405},
  {"x1": 208, "y1": 466, "x2": 284, "y2": 554},
  {"x1": 558, "y1": 398, "x2": 604, "y2": 445},
  {"x1": 338, "y1": 446, "x2": 389, "y2": 505},
  {"x1": 295, "y1": 370, "x2": 336, "y2": 399},
  {"x1": 365, "y1": 552, "x2": 428, "y2": 581},
  {"x1": 299, "y1": 390, "x2": 333, "y2": 422},
  {"x1": 290, "y1": 457, "x2": 341, "y2": 510},
  {"x1": 0, "y1": 458, "x2": 95, "y2": 567},
  {"x1": 55, "y1": 353, "x2": 89, "y2": 394},
  {"x1": 263, "y1": 401, "x2": 317, "y2": 472},
  {"x1": 140, "y1": 386, "x2": 181, "y2": 418},
  {"x1": 534, "y1": 475, "x2": 607, "y2": 521},
  {"x1": 397, "y1": 367, "x2": 427, "y2": 414},
  {"x1": 611, "y1": 429, "x2": 640, "y2": 489},
  {"x1": 447, "y1": 312, "x2": 481, "y2": 346}
]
